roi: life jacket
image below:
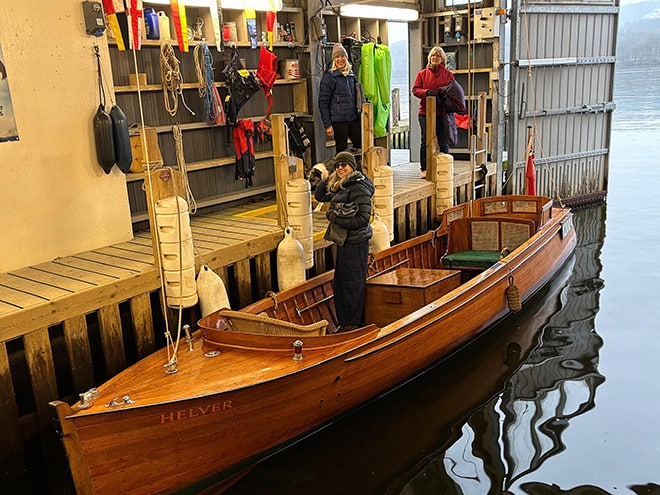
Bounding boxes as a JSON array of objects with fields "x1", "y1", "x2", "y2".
[
  {"x1": 256, "y1": 46, "x2": 278, "y2": 116},
  {"x1": 222, "y1": 46, "x2": 260, "y2": 126},
  {"x1": 232, "y1": 119, "x2": 256, "y2": 188}
]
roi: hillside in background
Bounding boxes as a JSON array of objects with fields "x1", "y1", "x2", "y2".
[{"x1": 617, "y1": 0, "x2": 660, "y2": 65}]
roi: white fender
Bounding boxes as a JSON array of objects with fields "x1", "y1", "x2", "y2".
[
  {"x1": 196, "y1": 264, "x2": 231, "y2": 317},
  {"x1": 277, "y1": 227, "x2": 306, "y2": 291},
  {"x1": 369, "y1": 212, "x2": 391, "y2": 254}
]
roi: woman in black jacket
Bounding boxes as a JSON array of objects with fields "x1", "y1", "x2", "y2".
[
  {"x1": 315, "y1": 151, "x2": 374, "y2": 332},
  {"x1": 318, "y1": 43, "x2": 362, "y2": 153}
]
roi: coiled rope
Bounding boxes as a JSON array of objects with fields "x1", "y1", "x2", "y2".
[
  {"x1": 160, "y1": 42, "x2": 195, "y2": 117},
  {"x1": 193, "y1": 42, "x2": 224, "y2": 125}
]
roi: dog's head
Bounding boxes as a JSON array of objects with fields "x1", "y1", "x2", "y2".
[{"x1": 306, "y1": 162, "x2": 331, "y2": 190}]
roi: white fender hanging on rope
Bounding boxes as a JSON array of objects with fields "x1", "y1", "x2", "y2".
[
  {"x1": 196, "y1": 264, "x2": 231, "y2": 317},
  {"x1": 277, "y1": 226, "x2": 305, "y2": 291},
  {"x1": 154, "y1": 196, "x2": 198, "y2": 308},
  {"x1": 369, "y1": 212, "x2": 391, "y2": 254}
]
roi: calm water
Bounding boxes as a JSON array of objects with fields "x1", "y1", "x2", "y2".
[
  {"x1": 225, "y1": 66, "x2": 660, "y2": 494},
  {"x1": 3, "y1": 67, "x2": 659, "y2": 494}
]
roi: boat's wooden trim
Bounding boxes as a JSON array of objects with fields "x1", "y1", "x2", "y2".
[{"x1": 201, "y1": 324, "x2": 380, "y2": 351}]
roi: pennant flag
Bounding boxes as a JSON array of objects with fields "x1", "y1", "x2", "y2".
[
  {"x1": 125, "y1": 0, "x2": 144, "y2": 50},
  {"x1": 525, "y1": 137, "x2": 537, "y2": 196},
  {"x1": 170, "y1": 0, "x2": 189, "y2": 52},
  {"x1": 266, "y1": 11, "x2": 276, "y2": 50},
  {"x1": 103, "y1": 0, "x2": 126, "y2": 50}
]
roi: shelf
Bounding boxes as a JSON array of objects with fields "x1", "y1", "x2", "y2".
[
  {"x1": 114, "y1": 77, "x2": 307, "y2": 94},
  {"x1": 141, "y1": 112, "x2": 311, "y2": 134},
  {"x1": 125, "y1": 150, "x2": 276, "y2": 183},
  {"x1": 130, "y1": 184, "x2": 277, "y2": 222}
]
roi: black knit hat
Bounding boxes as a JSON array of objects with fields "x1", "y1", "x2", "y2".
[{"x1": 334, "y1": 151, "x2": 359, "y2": 171}]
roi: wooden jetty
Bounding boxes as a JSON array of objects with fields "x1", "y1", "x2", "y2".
[{"x1": 0, "y1": 158, "x2": 495, "y2": 464}]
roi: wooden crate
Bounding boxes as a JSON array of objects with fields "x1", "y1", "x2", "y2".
[{"x1": 365, "y1": 268, "x2": 461, "y2": 327}]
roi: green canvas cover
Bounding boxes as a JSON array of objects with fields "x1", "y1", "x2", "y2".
[{"x1": 443, "y1": 250, "x2": 501, "y2": 269}]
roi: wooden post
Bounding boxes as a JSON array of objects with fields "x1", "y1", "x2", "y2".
[
  {"x1": 0, "y1": 342, "x2": 23, "y2": 458},
  {"x1": 364, "y1": 146, "x2": 387, "y2": 180},
  {"x1": 272, "y1": 114, "x2": 304, "y2": 228},
  {"x1": 361, "y1": 102, "x2": 373, "y2": 167},
  {"x1": 426, "y1": 95, "x2": 437, "y2": 180}
]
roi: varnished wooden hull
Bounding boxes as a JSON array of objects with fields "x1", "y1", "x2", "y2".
[{"x1": 52, "y1": 196, "x2": 576, "y2": 494}]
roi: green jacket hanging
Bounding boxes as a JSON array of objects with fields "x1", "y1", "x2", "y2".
[{"x1": 359, "y1": 43, "x2": 392, "y2": 139}]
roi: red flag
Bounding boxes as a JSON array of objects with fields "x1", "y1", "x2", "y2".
[{"x1": 525, "y1": 148, "x2": 537, "y2": 196}]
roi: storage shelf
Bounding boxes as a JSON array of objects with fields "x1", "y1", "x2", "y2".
[
  {"x1": 141, "y1": 112, "x2": 311, "y2": 134},
  {"x1": 130, "y1": 184, "x2": 277, "y2": 222},
  {"x1": 125, "y1": 150, "x2": 276, "y2": 183},
  {"x1": 114, "y1": 77, "x2": 307, "y2": 94}
]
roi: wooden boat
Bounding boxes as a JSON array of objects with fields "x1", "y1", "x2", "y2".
[{"x1": 51, "y1": 195, "x2": 576, "y2": 494}]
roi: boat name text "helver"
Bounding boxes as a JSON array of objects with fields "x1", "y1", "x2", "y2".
[{"x1": 159, "y1": 401, "x2": 233, "y2": 424}]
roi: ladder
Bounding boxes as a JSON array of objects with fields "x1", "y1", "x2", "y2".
[{"x1": 469, "y1": 91, "x2": 489, "y2": 201}]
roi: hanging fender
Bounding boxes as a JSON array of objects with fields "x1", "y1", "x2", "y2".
[
  {"x1": 109, "y1": 105, "x2": 133, "y2": 173},
  {"x1": 93, "y1": 104, "x2": 116, "y2": 174}
]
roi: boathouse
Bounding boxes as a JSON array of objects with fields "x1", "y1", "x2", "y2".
[{"x1": 0, "y1": 0, "x2": 616, "y2": 464}]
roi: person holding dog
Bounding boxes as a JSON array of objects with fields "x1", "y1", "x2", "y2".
[
  {"x1": 319, "y1": 43, "x2": 362, "y2": 154},
  {"x1": 314, "y1": 151, "x2": 374, "y2": 332}
]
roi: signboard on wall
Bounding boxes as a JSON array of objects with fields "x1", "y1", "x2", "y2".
[{"x1": 0, "y1": 43, "x2": 19, "y2": 142}]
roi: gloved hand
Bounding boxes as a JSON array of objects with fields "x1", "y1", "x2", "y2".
[
  {"x1": 326, "y1": 210, "x2": 337, "y2": 222},
  {"x1": 426, "y1": 90, "x2": 437, "y2": 97}
]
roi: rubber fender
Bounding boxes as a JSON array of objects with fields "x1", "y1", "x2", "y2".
[
  {"x1": 93, "y1": 104, "x2": 116, "y2": 174},
  {"x1": 109, "y1": 105, "x2": 133, "y2": 173}
]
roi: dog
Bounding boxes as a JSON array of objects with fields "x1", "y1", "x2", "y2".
[{"x1": 306, "y1": 161, "x2": 332, "y2": 192}]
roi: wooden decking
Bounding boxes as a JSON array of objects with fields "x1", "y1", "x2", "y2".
[
  {"x1": 0, "y1": 159, "x2": 496, "y2": 462},
  {"x1": 0, "y1": 161, "x2": 436, "y2": 342}
]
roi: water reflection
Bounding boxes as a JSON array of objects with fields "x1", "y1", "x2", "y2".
[
  {"x1": 388, "y1": 208, "x2": 607, "y2": 495},
  {"x1": 228, "y1": 209, "x2": 608, "y2": 495}
]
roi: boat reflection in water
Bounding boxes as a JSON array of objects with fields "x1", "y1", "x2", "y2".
[{"x1": 388, "y1": 208, "x2": 607, "y2": 495}]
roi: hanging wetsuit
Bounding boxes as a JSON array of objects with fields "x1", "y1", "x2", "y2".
[{"x1": 232, "y1": 119, "x2": 255, "y2": 188}]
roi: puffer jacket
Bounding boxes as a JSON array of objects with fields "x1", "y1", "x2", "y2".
[
  {"x1": 412, "y1": 64, "x2": 456, "y2": 116},
  {"x1": 315, "y1": 172, "x2": 375, "y2": 244},
  {"x1": 318, "y1": 69, "x2": 360, "y2": 128}
]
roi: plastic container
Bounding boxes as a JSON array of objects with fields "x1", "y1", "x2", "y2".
[
  {"x1": 158, "y1": 11, "x2": 171, "y2": 40},
  {"x1": 144, "y1": 8, "x2": 160, "y2": 40}
]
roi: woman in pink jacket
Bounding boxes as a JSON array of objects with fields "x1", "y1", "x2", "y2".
[{"x1": 412, "y1": 46, "x2": 464, "y2": 179}]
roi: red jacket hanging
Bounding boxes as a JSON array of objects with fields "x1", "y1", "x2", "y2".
[{"x1": 232, "y1": 119, "x2": 255, "y2": 187}]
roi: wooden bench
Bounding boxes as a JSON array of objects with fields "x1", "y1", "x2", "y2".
[
  {"x1": 441, "y1": 217, "x2": 536, "y2": 269},
  {"x1": 218, "y1": 309, "x2": 329, "y2": 336}
]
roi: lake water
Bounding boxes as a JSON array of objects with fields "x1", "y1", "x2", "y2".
[
  {"x1": 224, "y1": 66, "x2": 660, "y2": 494},
  {"x1": 3, "y1": 66, "x2": 658, "y2": 494}
]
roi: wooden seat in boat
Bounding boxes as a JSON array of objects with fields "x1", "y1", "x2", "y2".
[
  {"x1": 442, "y1": 217, "x2": 536, "y2": 269},
  {"x1": 219, "y1": 309, "x2": 329, "y2": 336}
]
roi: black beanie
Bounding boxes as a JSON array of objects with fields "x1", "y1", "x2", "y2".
[{"x1": 334, "y1": 151, "x2": 359, "y2": 171}]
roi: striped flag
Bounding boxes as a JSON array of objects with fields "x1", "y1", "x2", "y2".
[{"x1": 102, "y1": 0, "x2": 126, "y2": 50}]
